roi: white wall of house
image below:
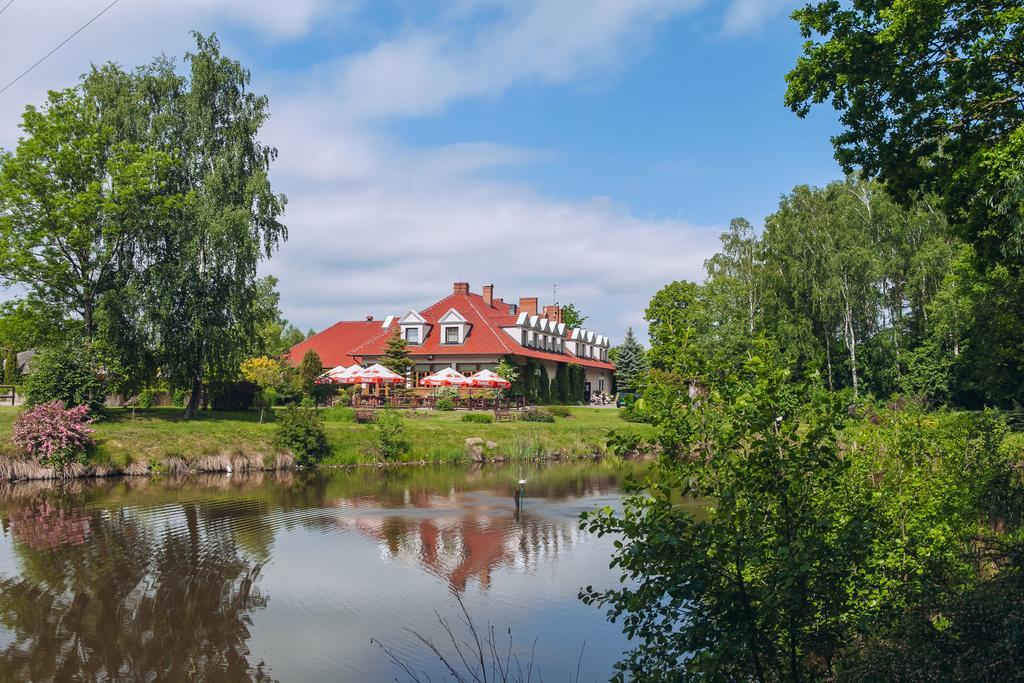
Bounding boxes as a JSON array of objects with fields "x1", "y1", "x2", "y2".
[{"x1": 585, "y1": 367, "x2": 613, "y2": 395}]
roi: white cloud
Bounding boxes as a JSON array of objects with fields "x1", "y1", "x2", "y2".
[
  {"x1": 330, "y1": 0, "x2": 699, "y2": 122},
  {"x1": 265, "y1": 174, "x2": 721, "y2": 338},
  {"x1": 721, "y1": 0, "x2": 795, "y2": 35}
]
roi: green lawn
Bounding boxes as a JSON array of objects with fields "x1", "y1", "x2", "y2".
[{"x1": 0, "y1": 405, "x2": 650, "y2": 468}]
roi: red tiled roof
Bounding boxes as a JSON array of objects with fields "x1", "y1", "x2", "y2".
[
  {"x1": 349, "y1": 291, "x2": 616, "y2": 371},
  {"x1": 285, "y1": 320, "x2": 383, "y2": 368}
]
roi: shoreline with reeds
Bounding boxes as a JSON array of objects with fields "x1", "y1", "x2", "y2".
[
  {"x1": 0, "y1": 405, "x2": 653, "y2": 481},
  {"x1": 0, "y1": 447, "x2": 645, "y2": 481},
  {"x1": 0, "y1": 451, "x2": 297, "y2": 481}
]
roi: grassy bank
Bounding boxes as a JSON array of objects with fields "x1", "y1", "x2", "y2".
[{"x1": 0, "y1": 405, "x2": 650, "y2": 473}]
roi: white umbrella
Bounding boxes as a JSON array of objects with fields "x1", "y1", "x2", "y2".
[
  {"x1": 316, "y1": 364, "x2": 362, "y2": 384},
  {"x1": 351, "y1": 363, "x2": 405, "y2": 385},
  {"x1": 419, "y1": 367, "x2": 472, "y2": 387},
  {"x1": 467, "y1": 369, "x2": 511, "y2": 389}
]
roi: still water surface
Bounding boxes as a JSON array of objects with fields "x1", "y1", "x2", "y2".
[{"x1": 0, "y1": 461, "x2": 642, "y2": 681}]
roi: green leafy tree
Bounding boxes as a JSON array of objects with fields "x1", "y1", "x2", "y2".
[
  {"x1": 239, "y1": 356, "x2": 283, "y2": 423},
  {"x1": 0, "y1": 84, "x2": 172, "y2": 340},
  {"x1": 785, "y1": 1, "x2": 1024, "y2": 267},
  {"x1": 0, "y1": 298, "x2": 64, "y2": 356},
  {"x1": 297, "y1": 350, "x2": 324, "y2": 397},
  {"x1": 140, "y1": 33, "x2": 287, "y2": 419},
  {"x1": 280, "y1": 325, "x2": 306, "y2": 352},
  {"x1": 612, "y1": 327, "x2": 647, "y2": 393},
  {"x1": 24, "y1": 345, "x2": 105, "y2": 411},
  {"x1": 583, "y1": 347, "x2": 871, "y2": 680},
  {"x1": 495, "y1": 358, "x2": 518, "y2": 385},
  {"x1": 644, "y1": 280, "x2": 716, "y2": 379},
  {"x1": 764, "y1": 180, "x2": 881, "y2": 396},
  {"x1": 705, "y1": 217, "x2": 765, "y2": 337},
  {"x1": 250, "y1": 275, "x2": 303, "y2": 357},
  {"x1": 560, "y1": 303, "x2": 587, "y2": 329}
]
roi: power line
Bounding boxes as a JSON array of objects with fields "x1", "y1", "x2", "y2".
[
  {"x1": 0, "y1": 1, "x2": 16, "y2": 19},
  {"x1": 0, "y1": 0, "x2": 121, "y2": 96}
]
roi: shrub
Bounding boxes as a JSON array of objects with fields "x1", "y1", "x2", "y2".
[
  {"x1": 547, "y1": 406, "x2": 572, "y2": 418},
  {"x1": 12, "y1": 402, "x2": 95, "y2": 471},
  {"x1": 274, "y1": 406, "x2": 331, "y2": 466},
  {"x1": 171, "y1": 388, "x2": 187, "y2": 407},
  {"x1": 137, "y1": 387, "x2": 156, "y2": 410},
  {"x1": 520, "y1": 407, "x2": 555, "y2": 423},
  {"x1": 605, "y1": 429, "x2": 646, "y2": 456},
  {"x1": 435, "y1": 396, "x2": 455, "y2": 411},
  {"x1": 619, "y1": 394, "x2": 651, "y2": 423},
  {"x1": 462, "y1": 412, "x2": 495, "y2": 424},
  {"x1": 374, "y1": 409, "x2": 409, "y2": 460},
  {"x1": 24, "y1": 346, "x2": 105, "y2": 411}
]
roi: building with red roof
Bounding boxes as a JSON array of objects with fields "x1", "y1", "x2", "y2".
[{"x1": 286, "y1": 282, "x2": 616, "y2": 399}]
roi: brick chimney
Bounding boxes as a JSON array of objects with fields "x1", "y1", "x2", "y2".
[
  {"x1": 483, "y1": 284, "x2": 494, "y2": 307},
  {"x1": 519, "y1": 297, "x2": 538, "y2": 316},
  {"x1": 453, "y1": 281, "x2": 470, "y2": 295},
  {"x1": 542, "y1": 305, "x2": 562, "y2": 323}
]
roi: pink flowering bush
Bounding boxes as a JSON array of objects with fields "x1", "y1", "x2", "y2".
[{"x1": 11, "y1": 402, "x2": 95, "y2": 470}]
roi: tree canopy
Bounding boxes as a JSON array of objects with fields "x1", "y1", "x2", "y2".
[
  {"x1": 560, "y1": 303, "x2": 587, "y2": 329},
  {"x1": 785, "y1": 0, "x2": 1024, "y2": 267},
  {"x1": 0, "y1": 33, "x2": 288, "y2": 417}
]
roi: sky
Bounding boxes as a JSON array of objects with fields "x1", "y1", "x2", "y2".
[{"x1": 0, "y1": 0, "x2": 843, "y2": 342}]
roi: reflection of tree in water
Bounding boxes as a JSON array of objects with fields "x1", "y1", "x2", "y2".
[{"x1": 0, "y1": 490, "x2": 275, "y2": 682}]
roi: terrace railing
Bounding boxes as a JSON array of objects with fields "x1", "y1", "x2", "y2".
[{"x1": 352, "y1": 394, "x2": 526, "y2": 411}]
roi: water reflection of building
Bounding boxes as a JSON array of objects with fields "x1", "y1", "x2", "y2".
[{"x1": 335, "y1": 492, "x2": 588, "y2": 592}]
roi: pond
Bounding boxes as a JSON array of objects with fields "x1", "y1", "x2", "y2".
[{"x1": 0, "y1": 461, "x2": 647, "y2": 681}]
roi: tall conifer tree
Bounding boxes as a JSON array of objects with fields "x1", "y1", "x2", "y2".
[
  {"x1": 380, "y1": 329, "x2": 412, "y2": 376},
  {"x1": 614, "y1": 328, "x2": 647, "y2": 392}
]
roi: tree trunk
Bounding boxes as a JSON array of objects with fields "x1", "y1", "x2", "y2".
[
  {"x1": 845, "y1": 309, "x2": 859, "y2": 397},
  {"x1": 825, "y1": 334, "x2": 834, "y2": 391},
  {"x1": 183, "y1": 372, "x2": 203, "y2": 419},
  {"x1": 82, "y1": 299, "x2": 96, "y2": 342}
]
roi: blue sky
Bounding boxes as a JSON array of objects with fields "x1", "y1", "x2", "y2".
[{"x1": 0, "y1": 0, "x2": 842, "y2": 340}]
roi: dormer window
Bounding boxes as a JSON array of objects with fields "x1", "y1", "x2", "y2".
[
  {"x1": 437, "y1": 308, "x2": 470, "y2": 345},
  {"x1": 398, "y1": 309, "x2": 428, "y2": 346}
]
